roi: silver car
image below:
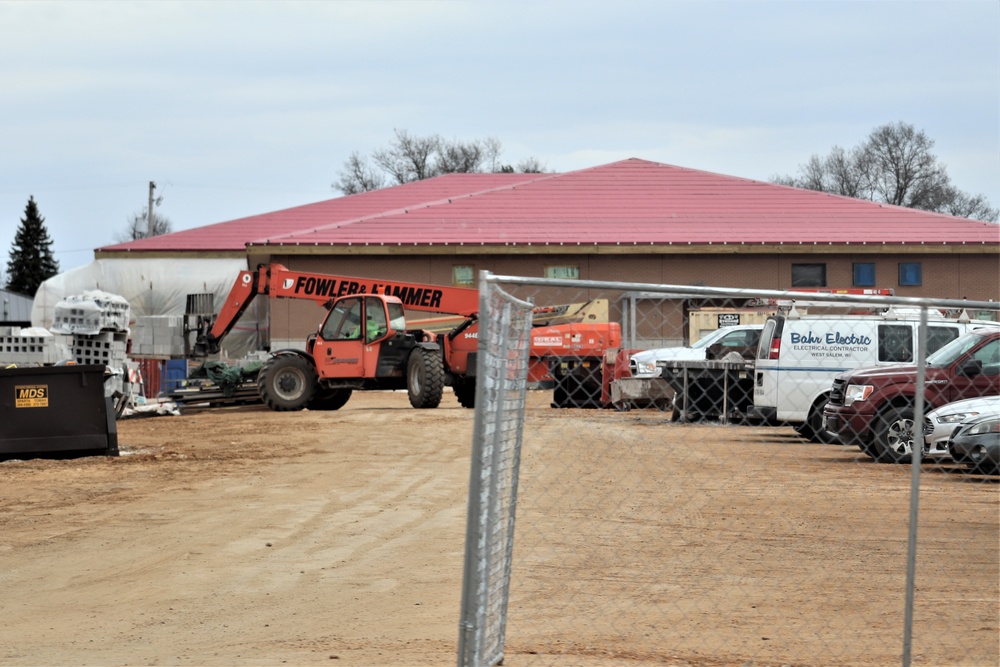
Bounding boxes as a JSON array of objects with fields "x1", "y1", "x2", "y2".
[
  {"x1": 923, "y1": 395, "x2": 1000, "y2": 459},
  {"x1": 948, "y1": 411, "x2": 1000, "y2": 474}
]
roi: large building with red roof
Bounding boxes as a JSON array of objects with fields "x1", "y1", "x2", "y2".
[{"x1": 91, "y1": 158, "x2": 999, "y2": 350}]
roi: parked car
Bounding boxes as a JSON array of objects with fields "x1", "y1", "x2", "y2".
[
  {"x1": 947, "y1": 411, "x2": 1000, "y2": 474},
  {"x1": 629, "y1": 324, "x2": 763, "y2": 378},
  {"x1": 923, "y1": 395, "x2": 1000, "y2": 460},
  {"x1": 824, "y1": 328, "x2": 1000, "y2": 464}
]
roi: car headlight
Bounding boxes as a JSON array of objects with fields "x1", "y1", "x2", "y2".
[
  {"x1": 966, "y1": 419, "x2": 1000, "y2": 436},
  {"x1": 938, "y1": 411, "x2": 980, "y2": 424},
  {"x1": 632, "y1": 360, "x2": 657, "y2": 376},
  {"x1": 843, "y1": 384, "x2": 874, "y2": 406}
]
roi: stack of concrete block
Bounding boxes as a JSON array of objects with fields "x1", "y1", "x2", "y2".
[
  {"x1": 47, "y1": 291, "x2": 132, "y2": 398},
  {"x1": 131, "y1": 315, "x2": 187, "y2": 358},
  {"x1": 50, "y1": 291, "x2": 130, "y2": 336},
  {"x1": 71, "y1": 331, "x2": 129, "y2": 366},
  {"x1": 72, "y1": 331, "x2": 130, "y2": 398},
  {"x1": 0, "y1": 326, "x2": 73, "y2": 366}
]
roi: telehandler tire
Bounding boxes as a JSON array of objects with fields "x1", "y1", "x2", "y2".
[
  {"x1": 307, "y1": 387, "x2": 353, "y2": 411},
  {"x1": 452, "y1": 377, "x2": 476, "y2": 409},
  {"x1": 258, "y1": 354, "x2": 317, "y2": 411},
  {"x1": 407, "y1": 348, "x2": 444, "y2": 409}
]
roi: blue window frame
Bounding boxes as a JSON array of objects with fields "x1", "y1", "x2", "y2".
[
  {"x1": 853, "y1": 262, "x2": 876, "y2": 287},
  {"x1": 898, "y1": 262, "x2": 922, "y2": 287}
]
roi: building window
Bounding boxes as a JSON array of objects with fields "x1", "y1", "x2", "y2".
[
  {"x1": 899, "y1": 262, "x2": 922, "y2": 286},
  {"x1": 545, "y1": 265, "x2": 580, "y2": 280},
  {"x1": 452, "y1": 265, "x2": 475, "y2": 287},
  {"x1": 791, "y1": 263, "x2": 827, "y2": 288},
  {"x1": 853, "y1": 262, "x2": 876, "y2": 287}
]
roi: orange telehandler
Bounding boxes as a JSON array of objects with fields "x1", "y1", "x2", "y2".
[{"x1": 190, "y1": 263, "x2": 620, "y2": 411}]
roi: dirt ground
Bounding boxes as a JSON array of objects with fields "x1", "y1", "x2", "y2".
[{"x1": 0, "y1": 390, "x2": 996, "y2": 667}]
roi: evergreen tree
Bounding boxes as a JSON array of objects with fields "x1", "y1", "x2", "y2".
[{"x1": 6, "y1": 196, "x2": 60, "y2": 296}]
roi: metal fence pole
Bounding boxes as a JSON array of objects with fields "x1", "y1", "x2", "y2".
[{"x1": 902, "y1": 305, "x2": 929, "y2": 667}]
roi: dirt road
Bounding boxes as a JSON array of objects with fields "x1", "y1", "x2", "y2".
[{"x1": 0, "y1": 390, "x2": 996, "y2": 666}]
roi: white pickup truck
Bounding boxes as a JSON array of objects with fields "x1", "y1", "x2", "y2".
[{"x1": 628, "y1": 324, "x2": 764, "y2": 378}]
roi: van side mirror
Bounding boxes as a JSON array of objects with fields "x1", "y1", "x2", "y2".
[{"x1": 956, "y1": 358, "x2": 983, "y2": 377}]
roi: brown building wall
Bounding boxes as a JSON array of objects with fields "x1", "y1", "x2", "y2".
[{"x1": 262, "y1": 250, "x2": 999, "y2": 349}]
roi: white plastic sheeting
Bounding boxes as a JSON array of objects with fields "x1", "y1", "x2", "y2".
[{"x1": 32, "y1": 258, "x2": 265, "y2": 360}]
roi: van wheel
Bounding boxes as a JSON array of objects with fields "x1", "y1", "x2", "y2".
[
  {"x1": 407, "y1": 348, "x2": 444, "y2": 409},
  {"x1": 806, "y1": 398, "x2": 836, "y2": 444},
  {"x1": 873, "y1": 407, "x2": 915, "y2": 463}
]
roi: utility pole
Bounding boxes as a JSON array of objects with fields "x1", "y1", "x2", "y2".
[{"x1": 147, "y1": 181, "x2": 156, "y2": 238}]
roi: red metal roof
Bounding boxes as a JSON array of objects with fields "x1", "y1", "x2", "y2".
[
  {"x1": 99, "y1": 159, "x2": 1000, "y2": 253},
  {"x1": 98, "y1": 173, "x2": 540, "y2": 253}
]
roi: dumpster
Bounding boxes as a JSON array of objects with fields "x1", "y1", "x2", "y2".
[{"x1": 0, "y1": 364, "x2": 119, "y2": 457}]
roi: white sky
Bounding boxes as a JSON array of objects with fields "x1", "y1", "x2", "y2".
[{"x1": 1, "y1": 0, "x2": 997, "y2": 274}]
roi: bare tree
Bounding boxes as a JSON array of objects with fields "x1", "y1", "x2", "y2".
[
  {"x1": 372, "y1": 129, "x2": 442, "y2": 185},
  {"x1": 515, "y1": 157, "x2": 548, "y2": 174},
  {"x1": 333, "y1": 130, "x2": 547, "y2": 194},
  {"x1": 772, "y1": 121, "x2": 997, "y2": 222},
  {"x1": 116, "y1": 208, "x2": 173, "y2": 242},
  {"x1": 939, "y1": 188, "x2": 999, "y2": 221},
  {"x1": 334, "y1": 152, "x2": 386, "y2": 195}
]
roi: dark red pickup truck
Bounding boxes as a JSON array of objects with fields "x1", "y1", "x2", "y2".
[{"x1": 824, "y1": 327, "x2": 1000, "y2": 463}]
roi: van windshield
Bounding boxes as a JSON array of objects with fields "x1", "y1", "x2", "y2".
[{"x1": 926, "y1": 331, "x2": 985, "y2": 368}]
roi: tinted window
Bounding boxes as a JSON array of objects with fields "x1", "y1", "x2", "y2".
[
  {"x1": 878, "y1": 325, "x2": 913, "y2": 363},
  {"x1": 364, "y1": 297, "x2": 388, "y2": 343},
  {"x1": 927, "y1": 332, "x2": 986, "y2": 367},
  {"x1": 321, "y1": 297, "x2": 364, "y2": 340},
  {"x1": 719, "y1": 330, "x2": 755, "y2": 347},
  {"x1": 791, "y1": 263, "x2": 827, "y2": 287},
  {"x1": 972, "y1": 339, "x2": 1000, "y2": 376},
  {"x1": 926, "y1": 326, "x2": 959, "y2": 355}
]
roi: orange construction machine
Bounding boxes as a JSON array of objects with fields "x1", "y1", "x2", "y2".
[{"x1": 190, "y1": 264, "x2": 620, "y2": 411}]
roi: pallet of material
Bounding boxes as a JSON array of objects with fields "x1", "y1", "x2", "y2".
[{"x1": 167, "y1": 381, "x2": 261, "y2": 407}]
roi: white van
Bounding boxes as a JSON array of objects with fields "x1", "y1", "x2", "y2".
[{"x1": 750, "y1": 308, "x2": 998, "y2": 442}]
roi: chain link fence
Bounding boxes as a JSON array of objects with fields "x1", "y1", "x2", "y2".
[{"x1": 460, "y1": 273, "x2": 999, "y2": 667}]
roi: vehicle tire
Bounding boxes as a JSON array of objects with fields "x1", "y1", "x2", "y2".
[
  {"x1": 806, "y1": 398, "x2": 836, "y2": 444},
  {"x1": 872, "y1": 406, "x2": 916, "y2": 463},
  {"x1": 551, "y1": 383, "x2": 569, "y2": 409},
  {"x1": 948, "y1": 442, "x2": 969, "y2": 464},
  {"x1": 407, "y1": 348, "x2": 444, "y2": 409},
  {"x1": 856, "y1": 439, "x2": 879, "y2": 458},
  {"x1": 307, "y1": 387, "x2": 353, "y2": 411},
  {"x1": 452, "y1": 377, "x2": 476, "y2": 409},
  {"x1": 967, "y1": 458, "x2": 1000, "y2": 476},
  {"x1": 258, "y1": 354, "x2": 317, "y2": 411}
]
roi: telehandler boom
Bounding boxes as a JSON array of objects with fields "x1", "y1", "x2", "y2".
[{"x1": 192, "y1": 264, "x2": 620, "y2": 411}]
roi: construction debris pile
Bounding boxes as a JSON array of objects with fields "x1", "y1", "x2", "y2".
[{"x1": 1, "y1": 290, "x2": 154, "y2": 416}]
